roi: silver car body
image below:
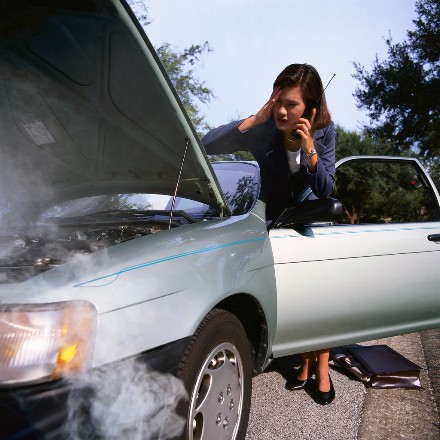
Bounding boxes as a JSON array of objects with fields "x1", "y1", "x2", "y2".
[
  {"x1": 0, "y1": 1, "x2": 439, "y2": 438},
  {"x1": 0, "y1": 0, "x2": 439, "y2": 374}
]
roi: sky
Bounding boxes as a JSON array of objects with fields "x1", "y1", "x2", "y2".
[{"x1": 141, "y1": 0, "x2": 417, "y2": 133}]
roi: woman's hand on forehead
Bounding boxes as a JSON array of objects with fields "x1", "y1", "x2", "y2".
[{"x1": 238, "y1": 87, "x2": 282, "y2": 132}]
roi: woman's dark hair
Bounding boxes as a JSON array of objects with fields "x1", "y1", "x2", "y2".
[{"x1": 273, "y1": 63, "x2": 331, "y2": 129}]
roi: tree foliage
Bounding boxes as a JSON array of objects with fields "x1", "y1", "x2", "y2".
[
  {"x1": 335, "y1": 126, "x2": 389, "y2": 223},
  {"x1": 127, "y1": 0, "x2": 214, "y2": 138},
  {"x1": 353, "y1": 0, "x2": 440, "y2": 158},
  {"x1": 155, "y1": 42, "x2": 214, "y2": 137},
  {"x1": 334, "y1": 125, "x2": 439, "y2": 224},
  {"x1": 335, "y1": 124, "x2": 396, "y2": 161}
]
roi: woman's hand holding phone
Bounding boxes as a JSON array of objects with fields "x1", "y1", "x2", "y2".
[
  {"x1": 295, "y1": 108, "x2": 318, "y2": 172},
  {"x1": 292, "y1": 107, "x2": 316, "y2": 140}
]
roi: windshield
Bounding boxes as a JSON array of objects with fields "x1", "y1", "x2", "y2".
[
  {"x1": 4, "y1": 161, "x2": 260, "y2": 226},
  {"x1": 167, "y1": 162, "x2": 260, "y2": 218},
  {"x1": 36, "y1": 194, "x2": 170, "y2": 223}
]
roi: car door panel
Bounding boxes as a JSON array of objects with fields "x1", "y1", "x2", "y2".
[{"x1": 271, "y1": 223, "x2": 440, "y2": 357}]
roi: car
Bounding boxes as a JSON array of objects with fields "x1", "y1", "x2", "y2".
[{"x1": 0, "y1": 1, "x2": 439, "y2": 440}]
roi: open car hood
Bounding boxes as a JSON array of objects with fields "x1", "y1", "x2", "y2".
[{"x1": 0, "y1": 0, "x2": 227, "y2": 222}]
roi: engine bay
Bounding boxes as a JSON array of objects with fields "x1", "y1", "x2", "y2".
[{"x1": 0, "y1": 221, "x2": 167, "y2": 284}]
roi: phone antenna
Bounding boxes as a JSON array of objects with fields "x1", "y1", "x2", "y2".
[
  {"x1": 314, "y1": 73, "x2": 336, "y2": 104},
  {"x1": 323, "y1": 74, "x2": 336, "y2": 92}
]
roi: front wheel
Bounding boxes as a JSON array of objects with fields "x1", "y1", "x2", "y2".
[{"x1": 177, "y1": 309, "x2": 253, "y2": 440}]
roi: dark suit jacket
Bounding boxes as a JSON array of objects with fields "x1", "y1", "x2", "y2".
[{"x1": 202, "y1": 117, "x2": 336, "y2": 221}]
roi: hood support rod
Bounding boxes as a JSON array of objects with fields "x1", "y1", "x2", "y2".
[{"x1": 168, "y1": 138, "x2": 190, "y2": 229}]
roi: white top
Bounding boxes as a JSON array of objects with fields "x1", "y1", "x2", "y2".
[{"x1": 286, "y1": 148, "x2": 301, "y2": 174}]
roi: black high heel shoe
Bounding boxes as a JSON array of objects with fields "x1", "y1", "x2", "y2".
[
  {"x1": 286, "y1": 361, "x2": 317, "y2": 391},
  {"x1": 286, "y1": 375, "x2": 308, "y2": 390},
  {"x1": 316, "y1": 374, "x2": 335, "y2": 405}
]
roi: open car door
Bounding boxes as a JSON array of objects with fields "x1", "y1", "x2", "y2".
[{"x1": 270, "y1": 156, "x2": 440, "y2": 357}]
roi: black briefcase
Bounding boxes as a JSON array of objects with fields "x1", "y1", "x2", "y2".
[{"x1": 333, "y1": 345, "x2": 422, "y2": 389}]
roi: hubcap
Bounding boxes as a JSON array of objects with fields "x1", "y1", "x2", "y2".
[{"x1": 188, "y1": 342, "x2": 244, "y2": 440}]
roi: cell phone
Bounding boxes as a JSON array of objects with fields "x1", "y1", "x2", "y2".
[
  {"x1": 290, "y1": 73, "x2": 336, "y2": 139},
  {"x1": 292, "y1": 106, "x2": 314, "y2": 139}
]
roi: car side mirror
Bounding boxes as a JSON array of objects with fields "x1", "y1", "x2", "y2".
[{"x1": 273, "y1": 198, "x2": 343, "y2": 228}]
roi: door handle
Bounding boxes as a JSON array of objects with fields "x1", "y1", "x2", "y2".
[{"x1": 427, "y1": 234, "x2": 440, "y2": 242}]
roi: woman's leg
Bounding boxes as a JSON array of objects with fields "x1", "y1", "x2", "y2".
[
  {"x1": 316, "y1": 349, "x2": 330, "y2": 392},
  {"x1": 286, "y1": 351, "x2": 317, "y2": 390},
  {"x1": 293, "y1": 349, "x2": 335, "y2": 403},
  {"x1": 296, "y1": 352, "x2": 317, "y2": 381}
]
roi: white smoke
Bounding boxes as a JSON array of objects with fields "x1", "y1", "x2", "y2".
[{"x1": 66, "y1": 359, "x2": 188, "y2": 439}]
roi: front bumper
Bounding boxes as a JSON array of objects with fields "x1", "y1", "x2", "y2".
[{"x1": 0, "y1": 337, "x2": 190, "y2": 440}]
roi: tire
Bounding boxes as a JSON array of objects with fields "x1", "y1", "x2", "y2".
[{"x1": 177, "y1": 308, "x2": 253, "y2": 440}]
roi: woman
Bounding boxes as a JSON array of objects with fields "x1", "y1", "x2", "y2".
[{"x1": 202, "y1": 63, "x2": 336, "y2": 405}]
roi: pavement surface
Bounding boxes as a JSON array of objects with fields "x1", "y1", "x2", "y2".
[{"x1": 245, "y1": 329, "x2": 440, "y2": 440}]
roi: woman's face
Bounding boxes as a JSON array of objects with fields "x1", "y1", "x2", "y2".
[{"x1": 272, "y1": 85, "x2": 306, "y2": 132}]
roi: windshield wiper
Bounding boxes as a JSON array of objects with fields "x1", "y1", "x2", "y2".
[
  {"x1": 45, "y1": 210, "x2": 199, "y2": 224},
  {"x1": 90, "y1": 209, "x2": 199, "y2": 223}
]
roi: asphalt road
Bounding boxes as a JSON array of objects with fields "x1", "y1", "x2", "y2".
[{"x1": 245, "y1": 330, "x2": 440, "y2": 440}]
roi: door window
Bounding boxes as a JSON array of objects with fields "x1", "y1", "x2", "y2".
[{"x1": 333, "y1": 159, "x2": 440, "y2": 224}]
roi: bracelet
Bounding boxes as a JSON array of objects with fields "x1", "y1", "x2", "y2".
[{"x1": 304, "y1": 148, "x2": 317, "y2": 158}]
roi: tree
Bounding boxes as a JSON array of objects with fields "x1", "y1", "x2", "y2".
[
  {"x1": 334, "y1": 125, "x2": 438, "y2": 224},
  {"x1": 353, "y1": 0, "x2": 440, "y2": 159},
  {"x1": 334, "y1": 125, "x2": 392, "y2": 223},
  {"x1": 127, "y1": 1, "x2": 214, "y2": 138},
  {"x1": 156, "y1": 42, "x2": 214, "y2": 137},
  {"x1": 335, "y1": 124, "x2": 395, "y2": 161}
]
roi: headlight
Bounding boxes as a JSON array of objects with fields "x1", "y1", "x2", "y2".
[{"x1": 0, "y1": 301, "x2": 97, "y2": 386}]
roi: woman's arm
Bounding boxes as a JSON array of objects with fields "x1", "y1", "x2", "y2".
[
  {"x1": 201, "y1": 120, "x2": 249, "y2": 155},
  {"x1": 307, "y1": 122, "x2": 336, "y2": 198},
  {"x1": 202, "y1": 87, "x2": 282, "y2": 155}
]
